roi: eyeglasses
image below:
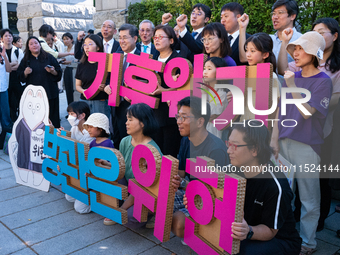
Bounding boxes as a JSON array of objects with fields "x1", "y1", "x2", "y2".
[
  {"x1": 318, "y1": 31, "x2": 332, "y2": 36},
  {"x1": 153, "y1": 36, "x2": 169, "y2": 41},
  {"x1": 118, "y1": 36, "x2": 132, "y2": 41},
  {"x1": 175, "y1": 114, "x2": 195, "y2": 122},
  {"x1": 83, "y1": 43, "x2": 95, "y2": 48},
  {"x1": 226, "y1": 141, "x2": 253, "y2": 150},
  {"x1": 201, "y1": 37, "x2": 217, "y2": 44},
  {"x1": 191, "y1": 12, "x2": 203, "y2": 17},
  {"x1": 140, "y1": 29, "x2": 152, "y2": 34},
  {"x1": 271, "y1": 11, "x2": 288, "y2": 17}
]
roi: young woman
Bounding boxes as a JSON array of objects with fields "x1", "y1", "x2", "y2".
[
  {"x1": 277, "y1": 18, "x2": 340, "y2": 231},
  {"x1": 103, "y1": 103, "x2": 161, "y2": 227},
  {"x1": 202, "y1": 57, "x2": 228, "y2": 138},
  {"x1": 75, "y1": 34, "x2": 110, "y2": 119},
  {"x1": 270, "y1": 31, "x2": 332, "y2": 255},
  {"x1": 12, "y1": 36, "x2": 23, "y2": 49},
  {"x1": 62, "y1": 32, "x2": 76, "y2": 105},
  {"x1": 201, "y1": 22, "x2": 236, "y2": 67},
  {"x1": 150, "y1": 25, "x2": 182, "y2": 158},
  {"x1": 17, "y1": 36, "x2": 62, "y2": 128}
]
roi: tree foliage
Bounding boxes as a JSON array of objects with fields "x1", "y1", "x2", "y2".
[{"x1": 127, "y1": 0, "x2": 340, "y2": 34}]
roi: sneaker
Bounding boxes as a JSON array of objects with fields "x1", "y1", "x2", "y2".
[
  {"x1": 103, "y1": 218, "x2": 116, "y2": 226},
  {"x1": 299, "y1": 246, "x2": 317, "y2": 255},
  {"x1": 181, "y1": 238, "x2": 187, "y2": 246},
  {"x1": 145, "y1": 215, "x2": 155, "y2": 229}
]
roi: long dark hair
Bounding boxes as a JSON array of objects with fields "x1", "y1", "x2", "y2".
[
  {"x1": 23, "y1": 36, "x2": 48, "y2": 62},
  {"x1": 80, "y1": 34, "x2": 104, "y2": 64},
  {"x1": 244, "y1": 32, "x2": 277, "y2": 72},
  {"x1": 312, "y1": 18, "x2": 340, "y2": 73},
  {"x1": 202, "y1": 22, "x2": 232, "y2": 58}
]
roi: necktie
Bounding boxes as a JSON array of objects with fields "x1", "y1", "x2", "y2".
[
  {"x1": 104, "y1": 42, "x2": 109, "y2": 53},
  {"x1": 192, "y1": 31, "x2": 198, "y2": 38},
  {"x1": 143, "y1": 45, "x2": 148, "y2": 53},
  {"x1": 122, "y1": 54, "x2": 128, "y2": 86},
  {"x1": 228, "y1": 35, "x2": 233, "y2": 44}
]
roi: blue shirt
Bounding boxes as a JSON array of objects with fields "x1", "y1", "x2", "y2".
[{"x1": 270, "y1": 27, "x2": 302, "y2": 63}]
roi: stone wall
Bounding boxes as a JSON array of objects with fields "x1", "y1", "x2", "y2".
[{"x1": 17, "y1": 0, "x2": 95, "y2": 47}]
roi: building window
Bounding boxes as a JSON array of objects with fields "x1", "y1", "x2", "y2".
[{"x1": 7, "y1": 3, "x2": 18, "y2": 34}]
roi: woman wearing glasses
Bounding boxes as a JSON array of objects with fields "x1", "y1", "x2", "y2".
[
  {"x1": 75, "y1": 34, "x2": 110, "y2": 119},
  {"x1": 277, "y1": 17, "x2": 340, "y2": 235},
  {"x1": 150, "y1": 24, "x2": 182, "y2": 157},
  {"x1": 201, "y1": 22, "x2": 236, "y2": 67}
]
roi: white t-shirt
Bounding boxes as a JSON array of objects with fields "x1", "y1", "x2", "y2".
[{"x1": 70, "y1": 126, "x2": 94, "y2": 143}]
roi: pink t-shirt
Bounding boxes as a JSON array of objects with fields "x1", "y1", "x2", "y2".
[{"x1": 288, "y1": 61, "x2": 340, "y2": 138}]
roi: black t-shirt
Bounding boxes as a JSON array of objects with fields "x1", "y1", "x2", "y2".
[
  {"x1": 178, "y1": 132, "x2": 228, "y2": 178},
  {"x1": 6, "y1": 48, "x2": 12, "y2": 62},
  {"x1": 241, "y1": 166, "x2": 301, "y2": 244},
  {"x1": 75, "y1": 61, "x2": 108, "y2": 101}
]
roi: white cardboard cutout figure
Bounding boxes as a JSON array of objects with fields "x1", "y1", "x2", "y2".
[{"x1": 9, "y1": 85, "x2": 50, "y2": 192}]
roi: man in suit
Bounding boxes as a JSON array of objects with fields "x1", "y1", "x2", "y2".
[
  {"x1": 220, "y1": 2, "x2": 250, "y2": 66},
  {"x1": 105, "y1": 24, "x2": 141, "y2": 150},
  {"x1": 162, "y1": 3, "x2": 211, "y2": 62},
  {"x1": 136, "y1": 20, "x2": 159, "y2": 59},
  {"x1": 75, "y1": 20, "x2": 120, "y2": 59}
]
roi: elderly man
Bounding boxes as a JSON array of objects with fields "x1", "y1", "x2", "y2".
[
  {"x1": 75, "y1": 20, "x2": 120, "y2": 59},
  {"x1": 136, "y1": 20, "x2": 159, "y2": 59}
]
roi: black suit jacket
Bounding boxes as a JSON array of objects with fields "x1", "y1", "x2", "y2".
[
  {"x1": 230, "y1": 33, "x2": 251, "y2": 66},
  {"x1": 111, "y1": 48, "x2": 141, "y2": 149},
  {"x1": 180, "y1": 30, "x2": 203, "y2": 55},
  {"x1": 75, "y1": 38, "x2": 120, "y2": 60},
  {"x1": 136, "y1": 42, "x2": 160, "y2": 59}
]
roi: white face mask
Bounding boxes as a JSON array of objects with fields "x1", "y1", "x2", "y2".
[{"x1": 68, "y1": 115, "x2": 80, "y2": 127}]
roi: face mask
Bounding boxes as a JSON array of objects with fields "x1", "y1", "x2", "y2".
[{"x1": 68, "y1": 115, "x2": 80, "y2": 127}]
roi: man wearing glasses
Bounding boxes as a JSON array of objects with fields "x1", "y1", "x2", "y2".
[
  {"x1": 108, "y1": 24, "x2": 141, "y2": 150},
  {"x1": 162, "y1": 4, "x2": 211, "y2": 62},
  {"x1": 227, "y1": 122, "x2": 301, "y2": 255},
  {"x1": 270, "y1": 0, "x2": 301, "y2": 65},
  {"x1": 172, "y1": 96, "x2": 228, "y2": 243},
  {"x1": 136, "y1": 20, "x2": 159, "y2": 59}
]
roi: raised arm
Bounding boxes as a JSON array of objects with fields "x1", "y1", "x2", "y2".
[
  {"x1": 238, "y1": 13, "x2": 249, "y2": 64},
  {"x1": 277, "y1": 28, "x2": 294, "y2": 75}
]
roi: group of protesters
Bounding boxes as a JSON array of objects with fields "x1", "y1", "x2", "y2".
[{"x1": 1, "y1": 0, "x2": 340, "y2": 254}]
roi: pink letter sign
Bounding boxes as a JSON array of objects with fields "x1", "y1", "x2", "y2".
[
  {"x1": 184, "y1": 156, "x2": 246, "y2": 255},
  {"x1": 128, "y1": 144, "x2": 178, "y2": 242},
  {"x1": 84, "y1": 52, "x2": 109, "y2": 100}
]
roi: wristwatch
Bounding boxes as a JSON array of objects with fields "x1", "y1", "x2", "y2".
[
  {"x1": 246, "y1": 225, "x2": 254, "y2": 240},
  {"x1": 180, "y1": 178, "x2": 188, "y2": 188}
]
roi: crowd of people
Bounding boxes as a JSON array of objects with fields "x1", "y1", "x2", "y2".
[{"x1": 1, "y1": 0, "x2": 340, "y2": 254}]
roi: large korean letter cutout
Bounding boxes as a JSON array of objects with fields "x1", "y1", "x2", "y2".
[
  {"x1": 128, "y1": 144, "x2": 178, "y2": 242},
  {"x1": 184, "y1": 156, "x2": 246, "y2": 255},
  {"x1": 9, "y1": 85, "x2": 51, "y2": 192},
  {"x1": 43, "y1": 128, "x2": 128, "y2": 224}
]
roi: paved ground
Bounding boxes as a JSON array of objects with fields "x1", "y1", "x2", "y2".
[{"x1": 1, "y1": 91, "x2": 340, "y2": 255}]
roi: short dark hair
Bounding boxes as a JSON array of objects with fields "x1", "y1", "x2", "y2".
[
  {"x1": 192, "y1": 3, "x2": 212, "y2": 19},
  {"x1": 202, "y1": 22, "x2": 232, "y2": 58},
  {"x1": 177, "y1": 96, "x2": 211, "y2": 128},
  {"x1": 67, "y1": 101, "x2": 90, "y2": 120},
  {"x1": 231, "y1": 120, "x2": 273, "y2": 165},
  {"x1": 39, "y1": 24, "x2": 55, "y2": 38},
  {"x1": 154, "y1": 25, "x2": 178, "y2": 50},
  {"x1": 98, "y1": 128, "x2": 110, "y2": 138},
  {"x1": 205, "y1": 57, "x2": 227, "y2": 68},
  {"x1": 272, "y1": 0, "x2": 299, "y2": 26},
  {"x1": 88, "y1": 29, "x2": 94, "y2": 34},
  {"x1": 221, "y1": 2, "x2": 244, "y2": 16},
  {"x1": 62, "y1": 32, "x2": 73, "y2": 41},
  {"x1": 13, "y1": 36, "x2": 21, "y2": 44},
  {"x1": 80, "y1": 34, "x2": 103, "y2": 64},
  {"x1": 126, "y1": 103, "x2": 159, "y2": 137},
  {"x1": 0, "y1": 28, "x2": 13, "y2": 39},
  {"x1": 119, "y1": 23, "x2": 139, "y2": 38}
]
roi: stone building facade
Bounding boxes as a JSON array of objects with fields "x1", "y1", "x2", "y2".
[{"x1": 16, "y1": 0, "x2": 95, "y2": 45}]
